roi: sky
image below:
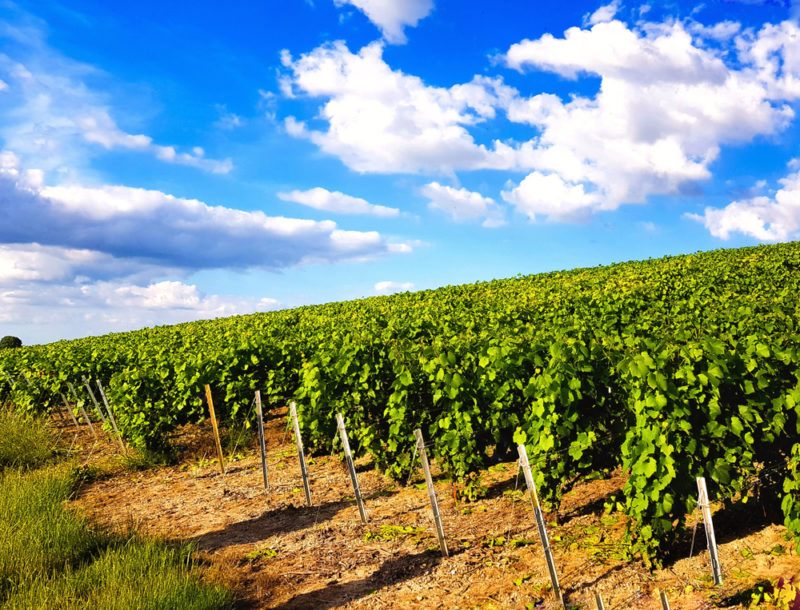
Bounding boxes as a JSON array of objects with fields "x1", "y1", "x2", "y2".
[{"x1": 1, "y1": 0, "x2": 799, "y2": 344}]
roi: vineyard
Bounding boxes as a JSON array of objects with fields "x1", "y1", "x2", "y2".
[{"x1": 2, "y1": 242, "x2": 800, "y2": 563}]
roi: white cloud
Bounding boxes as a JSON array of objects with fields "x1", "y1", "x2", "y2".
[
  {"x1": 334, "y1": 0, "x2": 434, "y2": 44},
  {"x1": 0, "y1": 152, "x2": 410, "y2": 272},
  {"x1": 688, "y1": 167, "x2": 800, "y2": 242},
  {"x1": 0, "y1": 27, "x2": 232, "y2": 176},
  {"x1": 689, "y1": 20, "x2": 741, "y2": 42},
  {"x1": 77, "y1": 112, "x2": 232, "y2": 174},
  {"x1": 501, "y1": 172, "x2": 600, "y2": 221},
  {"x1": 282, "y1": 19, "x2": 800, "y2": 223},
  {"x1": 738, "y1": 20, "x2": 800, "y2": 101},
  {"x1": 500, "y1": 19, "x2": 796, "y2": 220},
  {"x1": 505, "y1": 20, "x2": 730, "y2": 82},
  {"x1": 281, "y1": 41, "x2": 518, "y2": 174},
  {"x1": 585, "y1": 1, "x2": 621, "y2": 26},
  {"x1": 421, "y1": 182, "x2": 505, "y2": 227},
  {"x1": 0, "y1": 275, "x2": 281, "y2": 343},
  {"x1": 0, "y1": 244, "x2": 106, "y2": 284},
  {"x1": 99, "y1": 280, "x2": 279, "y2": 313},
  {"x1": 374, "y1": 280, "x2": 415, "y2": 294},
  {"x1": 278, "y1": 187, "x2": 400, "y2": 217}
]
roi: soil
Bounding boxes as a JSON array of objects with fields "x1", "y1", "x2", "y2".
[{"x1": 55, "y1": 409, "x2": 800, "y2": 609}]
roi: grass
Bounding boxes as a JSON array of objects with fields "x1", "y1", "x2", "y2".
[
  {"x1": 0, "y1": 412, "x2": 234, "y2": 609},
  {"x1": 3, "y1": 541, "x2": 233, "y2": 610},
  {"x1": 0, "y1": 408, "x2": 56, "y2": 469},
  {"x1": 0, "y1": 466, "x2": 102, "y2": 595}
]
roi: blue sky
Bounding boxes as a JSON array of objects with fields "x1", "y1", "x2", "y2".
[{"x1": 1, "y1": 0, "x2": 799, "y2": 343}]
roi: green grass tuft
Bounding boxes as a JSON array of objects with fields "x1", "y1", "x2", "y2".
[
  {"x1": 0, "y1": 466, "x2": 104, "y2": 598},
  {"x1": 0, "y1": 409, "x2": 56, "y2": 469},
  {"x1": 3, "y1": 540, "x2": 233, "y2": 610},
  {"x1": 0, "y1": 458, "x2": 233, "y2": 609}
]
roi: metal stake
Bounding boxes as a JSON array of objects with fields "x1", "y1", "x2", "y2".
[
  {"x1": 697, "y1": 477, "x2": 723, "y2": 585},
  {"x1": 68, "y1": 381, "x2": 97, "y2": 440},
  {"x1": 519, "y1": 444, "x2": 564, "y2": 607},
  {"x1": 414, "y1": 428, "x2": 448, "y2": 557},
  {"x1": 595, "y1": 591, "x2": 606, "y2": 610},
  {"x1": 82, "y1": 377, "x2": 107, "y2": 425},
  {"x1": 255, "y1": 391, "x2": 269, "y2": 490},
  {"x1": 96, "y1": 380, "x2": 126, "y2": 451},
  {"x1": 289, "y1": 401, "x2": 312, "y2": 506},
  {"x1": 60, "y1": 393, "x2": 80, "y2": 429},
  {"x1": 336, "y1": 413, "x2": 368, "y2": 524},
  {"x1": 534, "y1": 506, "x2": 564, "y2": 607}
]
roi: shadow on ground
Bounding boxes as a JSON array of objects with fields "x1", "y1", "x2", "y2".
[{"x1": 271, "y1": 549, "x2": 443, "y2": 609}]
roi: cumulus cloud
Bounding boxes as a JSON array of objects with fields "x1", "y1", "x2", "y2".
[
  {"x1": 0, "y1": 275, "x2": 281, "y2": 343},
  {"x1": 98, "y1": 280, "x2": 279, "y2": 313},
  {"x1": 334, "y1": 0, "x2": 434, "y2": 44},
  {"x1": 0, "y1": 25, "x2": 231, "y2": 175},
  {"x1": 374, "y1": 280, "x2": 415, "y2": 294},
  {"x1": 738, "y1": 20, "x2": 800, "y2": 101},
  {"x1": 688, "y1": 166, "x2": 800, "y2": 242},
  {"x1": 0, "y1": 151, "x2": 410, "y2": 272},
  {"x1": 281, "y1": 18, "x2": 800, "y2": 224},
  {"x1": 280, "y1": 41, "x2": 518, "y2": 174},
  {"x1": 421, "y1": 182, "x2": 506, "y2": 227},
  {"x1": 0, "y1": 243, "x2": 159, "y2": 285},
  {"x1": 278, "y1": 187, "x2": 400, "y2": 217},
  {"x1": 501, "y1": 172, "x2": 600, "y2": 222},
  {"x1": 500, "y1": 18, "x2": 797, "y2": 220},
  {"x1": 584, "y1": 1, "x2": 621, "y2": 26}
]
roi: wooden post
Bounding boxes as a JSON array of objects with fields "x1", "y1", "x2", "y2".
[
  {"x1": 254, "y1": 390, "x2": 269, "y2": 490},
  {"x1": 68, "y1": 381, "x2": 97, "y2": 440},
  {"x1": 82, "y1": 377, "x2": 107, "y2": 425},
  {"x1": 60, "y1": 393, "x2": 80, "y2": 429},
  {"x1": 289, "y1": 402, "x2": 312, "y2": 507},
  {"x1": 204, "y1": 384, "x2": 226, "y2": 475},
  {"x1": 336, "y1": 413, "x2": 368, "y2": 524},
  {"x1": 517, "y1": 444, "x2": 542, "y2": 509},
  {"x1": 594, "y1": 591, "x2": 606, "y2": 610},
  {"x1": 658, "y1": 589, "x2": 671, "y2": 610},
  {"x1": 696, "y1": 477, "x2": 723, "y2": 585},
  {"x1": 413, "y1": 428, "x2": 448, "y2": 557},
  {"x1": 95, "y1": 380, "x2": 126, "y2": 451}
]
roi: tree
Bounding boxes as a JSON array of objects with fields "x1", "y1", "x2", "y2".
[{"x1": 0, "y1": 336, "x2": 22, "y2": 349}]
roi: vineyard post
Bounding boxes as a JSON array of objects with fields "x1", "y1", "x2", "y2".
[
  {"x1": 413, "y1": 428, "x2": 449, "y2": 557},
  {"x1": 696, "y1": 477, "x2": 723, "y2": 585},
  {"x1": 534, "y1": 506, "x2": 564, "y2": 607},
  {"x1": 289, "y1": 401, "x2": 312, "y2": 507},
  {"x1": 96, "y1": 380, "x2": 126, "y2": 452},
  {"x1": 204, "y1": 384, "x2": 226, "y2": 475},
  {"x1": 517, "y1": 444, "x2": 542, "y2": 510},
  {"x1": 336, "y1": 412, "x2": 368, "y2": 524},
  {"x1": 82, "y1": 377, "x2": 108, "y2": 425},
  {"x1": 518, "y1": 444, "x2": 564, "y2": 607},
  {"x1": 658, "y1": 589, "x2": 671, "y2": 610},
  {"x1": 254, "y1": 391, "x2": 269, "y2": 490},
  {"x1": 60, "y1": 393, "x2": 80, "y2": 429},
  {"x1": 68, "y1": 381, "x2": 97, "y2": 440},
  {"x1": 594, "y1": 591, "x2": 606, "y2": 610}
]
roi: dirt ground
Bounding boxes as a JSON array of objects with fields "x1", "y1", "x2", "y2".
[{"x1": 55, "y1": 409, "x2": 800, "y2": 609}]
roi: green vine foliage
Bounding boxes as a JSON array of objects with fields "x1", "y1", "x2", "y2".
[{"x1": 1, "y1": 243, "x2": 800, "y2": 561}]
